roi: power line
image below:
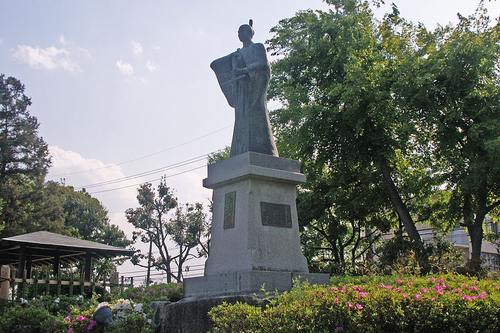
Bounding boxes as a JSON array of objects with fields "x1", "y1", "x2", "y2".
[
  {"x1": 49, "y1": 124, "x2": 232, "y2": 177},
  {"x1": 75, "y1": 154, "x2": 207, "y2": 190},
  {"x1": 89, "y1": 165, "x2": 206, "y2": 194}
]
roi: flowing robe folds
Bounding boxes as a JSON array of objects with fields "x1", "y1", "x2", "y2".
[{"x1": 211, "y1": 43, "x2": 279, "y2": 157}]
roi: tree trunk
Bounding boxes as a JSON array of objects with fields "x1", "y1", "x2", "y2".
[
  {"x1": 380, "y1": 157, "x2": 423, "y2": 248},
  {"x1": 468, "y1": 177, "x2": 488, "y2": 272}
]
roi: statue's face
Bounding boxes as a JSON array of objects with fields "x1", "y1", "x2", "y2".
[{"x1": 238, "y1": 25, "x2": 253, "y2": 42}]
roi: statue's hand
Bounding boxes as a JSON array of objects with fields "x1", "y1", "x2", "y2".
[{"x1": 232, "y1": 68, "x2": 248, "y2": 76}]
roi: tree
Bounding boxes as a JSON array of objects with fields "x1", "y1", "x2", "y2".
[
  {"x1": 0, "y1": 74, "x2": 53, "y2": 238},
  {"x1": 126, "y1": 179, "x2": 208, "y2": 283},
  {"x1": 267, "y1": 0, "x2": 436, "y2": 269},
  {"x1": 419, "y1": 3, "x2": 500, "y2": 270},
  {"x1": 268, "y1": 0, "x2": 500, "y2": 273},
  {"x1": 169, "y1": 202, "x2": 208, "y2": 281},
  {"x1": 43, "y1": 181, "x2": 132, "y2": 278},
  {"x1": 207, "y1": 146, "x2": 231, "y2": 165},
  {"x1": 0, "y1": 74, "x2": 50, "y2": 183}
]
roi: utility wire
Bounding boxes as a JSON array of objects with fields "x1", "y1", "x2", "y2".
[
  {"x1": 89, "y1": 165, "x2": 206, "y2": 194},
  {"x1": 75, "y1": 154, "x2": 207, "y2": 190},
  {"x1": 50, "y1": 125, "x2": 232, "y2": 177}
]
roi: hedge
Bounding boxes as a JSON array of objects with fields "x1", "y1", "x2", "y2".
[{"x1": 209, "y1": 274, "x2": 500, "y2": 332}]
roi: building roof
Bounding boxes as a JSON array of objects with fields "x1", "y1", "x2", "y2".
[{"x1": 0, "y1": 231, "x2": 135, "y2": 267}]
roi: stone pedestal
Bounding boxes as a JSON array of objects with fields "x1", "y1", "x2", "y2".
[{"x1": 184, "y1": 152, "x2": 329, "y2": 298}]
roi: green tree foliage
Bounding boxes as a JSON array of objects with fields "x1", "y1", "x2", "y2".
[
  {"x1": 0, "y1": 74, "x2": 54, "y2": 237},
  {"x1": 419, "y1": 3, "x2": 500, "y2": 270},
  {"x1": 36, "y1": 181, "x2": 132, "y2": 278},
  {"x1": 267, "y1": 0, "x2": 434, "y2": 271},
  {"x1": 267, "y1": 0, "x2": 500, "y2": 272},
  {"x1": 207, "y1": 146, "x2": 231, "y2": 165},
  {"x1": 126, "y1": 179, "x2": 208, "y2": 282},
  {"x1": 0, "y1": 74, "x2": 50, "y2": 182}
]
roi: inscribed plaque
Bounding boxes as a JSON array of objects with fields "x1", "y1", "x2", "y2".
[
  {"x1": 260, "y1": 202, "x2": 292, "y2": 228},
  {"x1": 224, "y1": 192, "x2": 236, "y2": 229}
]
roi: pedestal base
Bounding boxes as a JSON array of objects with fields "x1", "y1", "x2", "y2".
[{"x1": 184, "y1": 271, "x2": 330, "y2": 298}]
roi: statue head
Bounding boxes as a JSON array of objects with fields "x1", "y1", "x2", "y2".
[{"x1": 238, "y1": 19, "x2": 255, "y2": 43}]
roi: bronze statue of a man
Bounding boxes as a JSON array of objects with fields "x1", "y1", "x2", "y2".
[{"x1": 211, "y1": 20, "x2": 279, "y2": 157}]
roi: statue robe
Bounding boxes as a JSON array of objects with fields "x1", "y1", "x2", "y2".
[{"x1": 211, "y1": 43, "x2": 279, "y2": 157}]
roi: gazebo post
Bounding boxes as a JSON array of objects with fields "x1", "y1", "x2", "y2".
[
  {"x1": 85, "y1": 251, "x2": 92, "y2": 282},
  {"x1": 53, "y1": 254, "x2": 60, "y2": 277},
  {"x1": 26, "y1": 255, "x2": 32, "y2": 279},
  {"x1": 16, "y1": 244, "x2": 26, "y2": 279}
]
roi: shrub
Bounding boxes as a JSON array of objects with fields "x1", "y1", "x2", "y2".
[
  {"x1": 209, "y1": 301, "x2": 264, "y2": 332},
  {"x1": 110, "y1": 282, "x2": 182, "y2": 309},
  {"x1": 375, "y1": 234, "x2": 463, "y2": 275},
  {"x1": 209, "y1": 274, "x2": 500, "y2": 332},
  {"x1": 0, "y1": 304, "x2": 53, "y2": 333}
]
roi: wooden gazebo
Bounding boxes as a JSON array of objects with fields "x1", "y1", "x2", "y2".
[{"x1": 0, "y1": 231, "x2": 135, "y2": 281}]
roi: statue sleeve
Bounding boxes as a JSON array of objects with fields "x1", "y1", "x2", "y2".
[{"x1": 210, "y1": 54, "x2": 237, "y2": 108}]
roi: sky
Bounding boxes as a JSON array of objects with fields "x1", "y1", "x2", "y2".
[{"x1": 1, "y1": 0, "x2": 499, "y2": 282}]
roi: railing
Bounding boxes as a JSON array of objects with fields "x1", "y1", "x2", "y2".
[{"x1": 0, "y1": 265, "x2": 134, "y2": 300}]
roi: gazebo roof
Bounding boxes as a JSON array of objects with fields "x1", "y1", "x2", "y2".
[{"x1": 0, "y1": 231, "x2": 135, "y2": 268}]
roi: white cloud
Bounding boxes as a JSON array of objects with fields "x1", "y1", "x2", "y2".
[
  {"x1": 145, "y1": 60, "x2": 157, "y2": 72},
  {"x1": 47, "y1": 145, "x2": 141, "y2": 248},
  {"x1": 0, "y1": 39, "x2": 4, "y2": 45},
  {"x1": 131, "y1": 41, "x2": 143, "y2": 57},
  {"x1": 47, "y1": 145, "x2": 210, "y2": 278},
  {"x1": 116, "y1": 60, "x2": 134, "y2": 77},
  {"x1": 12, "y1": 45, "x2": 82, "y2": 73},
  {"x1": 59, "y1": 35, "x2": 67, "y2": 45},
  {"x1": 151, "y1": 44, "x2": 161, "y2": 50}
]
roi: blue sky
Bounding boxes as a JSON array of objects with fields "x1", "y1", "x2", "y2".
[{"x1": 1, "y1": 0, "x2": 498, "y2": 280}]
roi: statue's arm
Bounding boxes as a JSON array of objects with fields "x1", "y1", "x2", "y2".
[
  {"x1": 247, "y1": 43, "x2": 270, "y2": 72},
  {"x1": 232, "y1": 43, "x2": 270, "y2": 76}
]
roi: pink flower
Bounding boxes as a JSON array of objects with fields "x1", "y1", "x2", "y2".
[
  {"x1": 149, "y1": 289, "x2": 155, "y2": 294},
  {"x1": 87, "y1": 321, "x2": 97, "y2": 330},
  {"x1": 64, "y1": 317, "x2": 70, "y2": 322},
  {"x1": 77, "y1": 316, "x2": 85, "y2": 321},
  {"x1": 335, "y1": 297, "x2": 339, "y2": 303},
  {"x1": 335, "y1": 326, "x2": 344, "y2": 331},
  {"x1": 68, "y1": 329, "x2": 73, "y2": 333},
  {"x1": 356, "y1": 303, "x2": 363, "y2": 310},
  {"x1": 403, "y1": 294, "x2": 409, "y2": 298},
  {"x1": 478, "y1": 295, "x2": 485, "y2": 299},
  {"x1": 414, "y1": 294, "x2": 421, "y2": 300},
  {"x1": 431, "y1": 298, "x2": 436, "y2": 302},
  {"x1": 348, "y1": 302, "x2": 353, "y2": 307},
  {"x1": 406, "y1": 282, "x2": 411, "y2": 287},
  {"x1": 396, "y1": 280, "x2": 402, "y2": 285},
  {"x1": 161, "y1": 289, "x2": 167, "y2": 293},
  {"x1": 470, "y1": 286, "x2": 478, "y2": 291}
]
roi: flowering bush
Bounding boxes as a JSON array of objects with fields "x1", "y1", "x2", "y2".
[
  {"x1": 110, "y1": 282, "x2": 183, "y2": 308},
  {"x1": 0, "y1": 304, "x2": 52, "y2": 333},
  {"x1": 0, "y1": 282, "x2": 181, "y2": 332},
  {"x1": 43, "y1": 297, "x2": 155, "y2": 333},
  {"x1": 47, "y1": 309, "x2": 101, "y2": 333},
  {"x1": 209, "y1": 274, "x2": 500, "y2": 332}
]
